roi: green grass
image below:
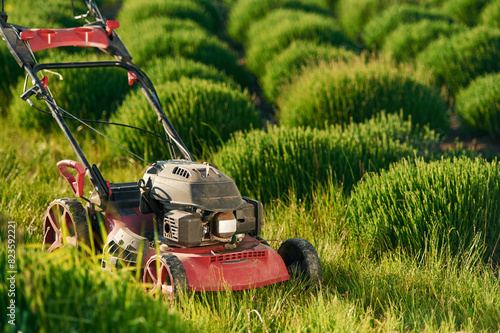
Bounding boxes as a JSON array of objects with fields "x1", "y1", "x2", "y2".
[
  {"x1": 261, "y1": 41, "x2": 357, "y2": 103},
  {"x1": 0, "y1": 246, "x2": 190, "y2": 332},
  {"x1": 440, "y1": 0, "x2": 490, "y2": 26},
  {"x1": 455, "y1": 73, "x2": 500, "y2": 139},
  {"x1": 227, "y1": 0, "x2": 329, "y2": 44},
  {"x1": 416, "y1": 26, "x2": 500, "y2": 95},
  {"x1": 210, "y1": 112, "x2": 446, "y2": 203},
  {"x1": 245, "y1": 9, "x2": 354, "y2": 76},
  {"x1": 118, "y1": 0, "x2": 222, "y2": 33},
  {"x1": 119, "y1": 17, "x2": 250, "y2": 86},
  {"x1": 362, "y1": 3, "x2": 454, "y2": 49},
  {"x1": 143, "y1": 57, "x2": 240, "y2": 89},
  {"x1": 348, "y1": 156, "x2": 500, "y2": 262},
  {"x1": 382, "y1": 19, "x2": 465, "y2": 62},
  {"x1": 278, "y1": 59, "x2": 448, "y2": 130},
  {"x1": 479, "y1": 0, "x2": 500, "y2": 29},
  {"x1": 8, "y1": 52, "x2": 132, "y2": 131},
  {"x1": 107, "y1": 78, "x2": 261, "y2": 161},
  {"x1": 0, "y1": 44, "x2": 23, "y2": 117}
]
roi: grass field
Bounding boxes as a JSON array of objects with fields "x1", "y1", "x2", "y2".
[{"x1": 1, "y1": 0, "x2": 500, "y2": 332}]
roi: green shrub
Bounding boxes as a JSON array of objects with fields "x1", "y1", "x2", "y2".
[
  {"x1": 119, "y1": 0, "x2": 221, "y2": 33},
  {"x1": 382, "y1": 19, "x2": 465, "y2": 62},
  {"x1": 245, "y1": 9, "x2": 354, "y2": 76},
  {"x1": 261, "y1": 41, "x2": 357, "y2": 103},
  {"x1": 348, "y1": 157, "x2": 500, "y2": 262},
  {"x1": 440, "y1": 0, "x2": 489, "y2": 26},
  {"x1": 227, "y1": 0, "x2": 329, "y2": 44},
  {"x1": 120, "y1": 17, "x2": 250, "y2": 86},
  {"x1": 336, "y1": 0, "x2": 418, "y2": 41},
  {"x1": 416, "y1": 26, "x2": 500, "y2": 94},
  {"x1": 9, "y1": 52, "x2": 131, "y2": 131},
  {"x1": 210, "y1": 113, "x2": 444, "y2": 203},
  {"x1": 0, "y1": 44, "x2": 23, "y2": 116},
  {"x1": 455, "y1": 74, "x2": 500, "y2": 139},
  {"x1": 108, "y1": 78, "x2": 261, "y2": 161},
  {"x1": 5, "y1": 0, "x2": 85, "y2": 28},
  {"x1": 479, "y1": 0, "x2": 500, "y2": 29},
  {"x1": 278, "y1": 60, "x2": 448, "y2": 130},
  {"x1": 0, "y1": 247, "x2": 190, "y2": 332},
  {"x1": 144, "y1": 57, "x2": 239, "y2": 89},
  {"x1": 362, "y1": 4, "x2": 454, "y2": 49}
]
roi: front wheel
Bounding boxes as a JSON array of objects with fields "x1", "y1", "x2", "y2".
[
  {"x1": 278, "y1": 238, "x2": 322, "y2": 287},
  {"x1": 143, "y1": 253, "x2": 188, "y2": 301}
]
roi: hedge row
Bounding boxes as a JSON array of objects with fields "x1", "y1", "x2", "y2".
[
  {"x1": 362, "y1": 4, "x2": 454, "y2": 49},
  {"x1": 118, "y1": 0, "x2": 222, "y2": 33},
  {"x1": 211, "y1": 112, "x2": 445, "y2": 203},
  {"x1": 227, "y1": 0, "x2": 329, "y2": 44},
  {"x1": 455, "y1": 73, "x2": 500, "y2": 139},
  {"x1": 349, "y1": 156, "x2": 500, "y2": 262},
  {"x1": 278, "y1": 59, "x2": 448, "y2": 130},
  {"x1": 245, "y1": 9, "x2": 354, "y2": 76},
  {"x1": 108, "y1": 78, "x2": 261, "y2": 161},
  {"x1": 261, "y1": 41, "x2": 356, "y2": 103},
  {"x1": 382, "y1": 19, "x2": 465, "y2": 63},
  {"x1": 9, "y1": 52, "x2": 131, "y2": 131},
  {"x1": 416, "y1": 26, "x2": 500, "y2": 94},
  {"x1": 119, "y1": 17, "x2": 250, "y2": 87}
]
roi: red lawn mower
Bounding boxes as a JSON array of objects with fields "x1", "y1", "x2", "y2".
[{"x1": 0, "y1": 0, "x2": 322, "y2": 299}]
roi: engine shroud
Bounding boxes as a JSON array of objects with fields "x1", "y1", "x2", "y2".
[{"x1": 141, "y1": 160, "x2": 262, "y2": 247}]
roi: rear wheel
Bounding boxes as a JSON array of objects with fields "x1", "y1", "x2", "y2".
[
  {"x1": 143, "y1": 253, "x2": 188, "y2": 301},
  {"x1": 42, "y1": 198, "x2": 90, "y2": 252},
  {"x1": 278, "y1": 238, "x2": 322, "y2": 287}
]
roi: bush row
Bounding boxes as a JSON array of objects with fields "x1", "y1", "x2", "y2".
[
  {"x1": 278, "y1": 59, "x2": 449, "y2": 130},
  {"x1": 210, "y1": 113, "x2": 447, "y2": 203},
  {"x1": 108, "y1": 78, "x2": 261, "y2": 161},
  {"x1": 348, "y1": 156, "x2": 500, "y2": 262}
]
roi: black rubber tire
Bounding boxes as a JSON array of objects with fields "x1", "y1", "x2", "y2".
[
  {"x1": 143, "y1": 253, "x2": 188, "y2": 301},
  {"x1": 278, "y1": 238, "x2": 322, "y2": 287},
  {"x1": 43, "y1": 198, "x2": 91, "y2": 251}
]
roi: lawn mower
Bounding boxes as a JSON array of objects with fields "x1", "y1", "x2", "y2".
[{"x1": 0, "y1": 0, "x2": 322, "y2": 299}]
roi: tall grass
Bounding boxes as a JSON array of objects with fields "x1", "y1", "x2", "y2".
[
  {"x1": 479, "y1": 0, "x2": 500, "y2": 29},
  {"x1": 0, "y1": 44, "x2": 23, "y2": 117},
  {"x1": 455, "y1": 73, "x2": 500, "y2": 139},
  {"x1": 0, "y1": 246, "x2": 190, "y2": 332},
  {"x1": 382, "y1": 19, "x2": 465, "y2": 62},
  {"x1": 227, "y1": 0, "x2": 329, "y2": 44},
  {"x1": 108, "y1": 78, "x2": 261, "y2": 161},
  {"x1": 348, "y1": 156, "x2": 500, "y2": 262},
  {"x1": 261, "y1": 42, "x2": 357, "y2": 103},
  {"x1": 245, "y1": 9, "x2": 354, "y2": 76},
  {"x1": 362, "y1": 4, "x2": 454, "y2": 49},
  {"x1": 210, "y1": 113, "x2": 445, "y2": 203},
  {"x1": 118, "y1": 0, "x2": 221, "y2": 33},
  {"x1": 440, "y1": 0, "x2": 490, "y2": 26},
  {"x1": 120, "y1": 17, "x2": 250, "y2": 86},
  {"x1": 144, "y1": 57, "x2": 239, "y2": 89},
  {"x1": 278, "y1": 59, "x2": 448, "y2": 130},
  {"x1": 416, "y1": 26, "x2": 500, "y2": 95},
  {"x1": 9, "y1": 52, "x2": 132, "y2": 131}
]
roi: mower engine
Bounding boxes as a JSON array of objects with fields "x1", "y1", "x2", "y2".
[{"x1": 139, "y1": 160, "x2": 262, "y2": 248}]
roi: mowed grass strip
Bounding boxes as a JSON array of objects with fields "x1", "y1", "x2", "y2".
[{"x1": 278, "y1": 59, "x2": 448, "y2": 130}]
